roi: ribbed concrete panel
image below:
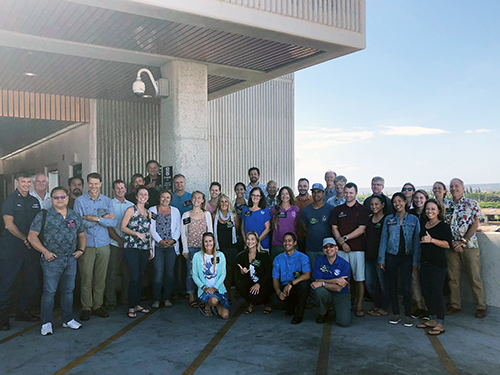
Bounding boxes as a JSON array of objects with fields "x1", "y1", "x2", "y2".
[
  {"x1": 222, "y1": 0, "x2": 363, "y2": 31},
  {"x1": 96, "y1": 99, "x2": 160, "y2": 196},
  {"x1": 208, "y1": 75, "x2": 294, "y2": 196}
]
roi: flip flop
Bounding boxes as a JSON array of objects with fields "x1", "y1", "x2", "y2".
[
  {"x1": 428, "y1": 329, "x2": 445, "y2": 336},
  {"x1": 356, "y1": 310, "x2": 365, "y2": 317},
  {"x1": 189, "y1": 300, "x2": 199, "y2": 308},
  {"x1": 367, "y1": 309, "x2": 381, "y2": 317},
  {"x1": 263, "y1": 305, "x2": 272, "y2": 314},
  {"x1": 417, "y1": 323, "x2": 435, "y2": 329},
  {"x1": 127, "y1": 310, "x2": 137, "y2": 319},
  {"x1": 135, "y1": 306, "x2": 150, "y2": 314},
  {"x1": 199, "y1": 306, "x2": 213, "y2": 316},
  {"x1": 244, "y1": 304, "x2": 254, "y2": 315}
]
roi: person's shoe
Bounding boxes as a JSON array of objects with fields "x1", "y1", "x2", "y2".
[
  {"x1": 15, "y1": 310, "x2": 40, "y2": 322},
  {"x1": 62, "y1": 319, "x2": 82, "y2": 330},
  {"x1": 446, "y1": 307, "x2": 462, "y2": 315},
  {"x1": 404, "y1": 316, "x2": 413, "y2": 327},
  {"x1": 475, "y1": 309, "x2": 486, "y2": 319},
  {"x1": 0, "y1": 321, "x2": 10, "y2": 331},
  {"x1": 164, "y1": 300, "x2": 173, "y2": 307},
  {"x1": 41, "y1": 322, "x2": 53, "y2": 336},
  {"x1": 291, "y1": 316, "x2": 303, "y2": 325},
  {"x1": 80, "y1": 310, "x2": 91, "y2": 321},
  {"x1": 316, "y1": 314, "x2": 328, "y2": 324},
  {"x1": 411, "y1": 308, "x2": 426, "y2": 319},
  {"x1": 389, "y1": 315, "x2": 401, "y2": 324},
  {"x1": 421, "y1": 310, "x2": 430, "y2": 320},
  {"x1": 152, "y1": 301, "x2": 160, "y2": 309},
  {"x1": 92, "y1": 307, "x2": 109, "y2": 318},
  {"x1": 105, "y1": 304, "x2": 116, "y2": 312}
]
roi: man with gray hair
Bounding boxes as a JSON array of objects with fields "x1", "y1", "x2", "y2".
[
  {"x1": 363, "y1": 176, "x2": 393, "y2": 214},
  {"x1": 31, "y1": 173, "x2": 52, "y2": 210},
  {"x1": 266, "y1": 180, "x2": 278, "y2": 208},
  {"x1": 445, "y1": 178, "x2": 486, "y2": 318},
  {"x1": 323, "y1": 171, "x2": 337, "y2": 202},
  {"x1": 326, "y1": 175, "x2": 347, "y2": 208}
]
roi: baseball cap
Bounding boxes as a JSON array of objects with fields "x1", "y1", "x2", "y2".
[
  {"x1": 322, "y1": 238, "x2": 337, "y2": 246},
  {"x1": 311, "y1": 183, "x2": 325, "y2": 191}
]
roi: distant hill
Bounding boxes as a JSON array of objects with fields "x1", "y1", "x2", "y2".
[{"x1": 359, "y1": 183, "x2": 500, "y2": 195}]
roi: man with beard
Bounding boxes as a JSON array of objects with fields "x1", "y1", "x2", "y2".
[
  {"x1": 125, "y1": 174, "x2": 145, "y2": 205},
  {"x1": 244, "y1": 167, "x2": 268, "y2": 200},
  {"x1": 68, "y1": 177, "x2": 84, "y2": 210},
  {"x1": 295, "y1": 178, "x2": 313, "y2": 254}
]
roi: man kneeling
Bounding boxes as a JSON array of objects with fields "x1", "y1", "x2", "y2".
[
  {"x1": 311, "y1": 238, "x2": 351, "y2": 326},
  {"x1": 271, "y1": 232, "x2": 311, "y2": 324}
]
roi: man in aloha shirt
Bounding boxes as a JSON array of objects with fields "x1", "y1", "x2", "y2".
[{"x1": 444, "y1": 178, "x2": 486, "y2": 318}]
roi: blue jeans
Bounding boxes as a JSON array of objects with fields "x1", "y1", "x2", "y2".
[
  {"x1": 186, "y1": 247, "x2": 200, "y2": 294},
  {"x1": 152, "y1": 246, "x2": 176, "y2": 302},
  {"x1": 41, "y1": 254, "x2": 77, "y2": 324},
  {"x1": 365, "y1": 259, "x2": 390, "y2": 311}
]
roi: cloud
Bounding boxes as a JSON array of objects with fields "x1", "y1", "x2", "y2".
[
  {"x1": 296, "y1": 128, "x2": 375, "y2": 149},
  {"x1": 379, "y1": 126, "x2": 449, "y2": 136},
  {"x1": 465, "y1": 129, "x2": 491, "y2": 134}
]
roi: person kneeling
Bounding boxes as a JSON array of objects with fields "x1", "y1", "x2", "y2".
[
  {"x1": 193, "y1": 233, "x2": 230, "y2": 319},
  {"x1": 271, "y1": 232, "x2": 311, "y2": 324},
  {"x1": 311, "y1": 238, "x2": 351, "y2": 327}
]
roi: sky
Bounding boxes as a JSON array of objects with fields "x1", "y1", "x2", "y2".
[{"x1": 294, "y1": 0, "x2": 500, "y2": 192}]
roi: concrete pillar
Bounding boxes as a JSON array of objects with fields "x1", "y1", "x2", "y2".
[{"x1": 160, "y1": 61, "x2": 208, "y2": 193}]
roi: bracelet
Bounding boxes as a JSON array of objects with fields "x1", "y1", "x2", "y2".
[{"x1": 78, "y1": 249, "x2": 85, "y2": 253}]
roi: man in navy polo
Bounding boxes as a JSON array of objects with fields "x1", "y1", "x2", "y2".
[
  {"x1": 0, "y1": 171, "x2": 41, "y2": 330},
  {"x1": 271, "y1": 232, "x2": 311, "y2": 324},
  {"x1": 311, "y1": 238, "x2": 351, "y2": 326}
]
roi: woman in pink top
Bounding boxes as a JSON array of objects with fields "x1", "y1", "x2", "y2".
[{"x1": 270, "y1": 187, "x2": 300, "y2": 259}]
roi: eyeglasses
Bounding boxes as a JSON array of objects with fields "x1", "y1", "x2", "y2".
[
  {"x1": 52, "y1": 195, "x2": 67, "y2": 200},
  {"x1": 403, "y1": 188, "x2": 414, "y2": 192},
  {"x1": 323, "y1": 244, "x2": 336, "y2": 248}
]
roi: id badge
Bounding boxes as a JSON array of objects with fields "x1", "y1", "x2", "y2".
[
  {"x1": 67, "y1": 219, "x2": 76, "y2": 228},
  {"x1": 226, "y1": 221, "x2": 234, "y2": 229},
  {"x1": 278, "y1": 212, "x2": 287, "y2": 219},
  {"x1": 212, "y1": 256, "x2": 220, "y2": 264},
  {"x1": 183, "y1": 217, "x2": 191, "y2": 225},
  {"x1": 293, "y1": 271, "x2": 302, "y2": 279},
  {"x1": 251, "y1": 259, "x2": 261, "y2": 267},
  {"x1": 97, "y1": 208, "x2": 107, "y2": 216},
  {"x1": 244, "y1": 211, "x2": 252, "y2": 217},
  {"x1": 183, "y1": 200, "x2": 192, "y2": 207}
]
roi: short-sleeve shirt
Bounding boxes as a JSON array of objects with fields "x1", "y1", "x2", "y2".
[
  {"x1": 272, "y1": 250, "x2": 311, "y2": 286},
  {"x1": 30, "y1": 207, "x2": 85, "y2": 256},
  {"x1": 110, "y1": 198, "x2": 134, "y2": 247},
  {"x1": 420, "y1": 221, "x2": 453, "y2": 268},
  {"x1": 299, "y1": 203, "x2": 334, "y2": 252},
  {"x1": 1, "y1": 189, "x2": 41, "y2": 243},
  {"x1": 270, "y1": 205, "x2": 300, "y2": 246},
  {"x1": 295, "y1": 194, "x2": 313, "y2": 240},
  {"x1": 313, "y1": 254, "x2": 350, "y2": 294},
  {"x1": 245, "y1": 183, "x2": 268, "y2": 200},
  {"x1": 242, "y1": 206, "x2": 271, "y2": 249},
  {"x1": 444, "y1": 197, "x2": 482, "y2": 248},
  {"x1": 330, "y1": 202, "x2": 370, "y2": 251},
  {"x1": 171, "y1": 192, "x2": 193, "y2": 216}
]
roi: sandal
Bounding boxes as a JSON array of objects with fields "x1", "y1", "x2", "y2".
[
  {"x1": 356, "y1": 310, "x2": 365, "y2": 317},
  {"x1": 127, "y1": 309, "x2": 137, "y2": 319},
  {"x1": 378, "y1": 310, "x2": 389, "y2": 316},
  {"x1": 367, "y1": 309, "x2": 381, "y2": 317},
  {"x1": 244, "y1": 304, "x2": 254, "y2": 315},
  {"x1": 428, "y1": 328, "x2": 445, "y2": 336},
  {"x1": 135, "y1": 306, "x2": 150, "y2": 314},
  {"x1": 417, "y1": 323, "x2": 435, "y2": 329},
  {"x1": 189, "y1": 300, "x2": 199, "y2": 308},
  {"x1": 263, "y1": 305, "x2": 272, "y2": 314},
  {"x1": 199, "y1": 306, "x2": 213, "y2": 316}
]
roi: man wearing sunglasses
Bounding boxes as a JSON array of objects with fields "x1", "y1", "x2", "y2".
[
  {"x1": 28, "y1": 187, "x2": 87, "y2": 335},
  {"x1": 311, "y1": 238, "x2": 351, "y2": 326}
]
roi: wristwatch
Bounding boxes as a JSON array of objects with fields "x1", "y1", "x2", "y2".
[
  {"x1": 288, "y1": 281, "x2": 294, "y2": 287},
  {"x1": 322, "y1": 282, "x2": 326, "y2": 287},
  {"x1": 343, "y1": 236, "x2": 348, "y2": 242}
]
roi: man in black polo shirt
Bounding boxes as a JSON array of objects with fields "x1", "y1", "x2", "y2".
[
  {"x1": 0, "y1": 171, "x2": 41, "y2": 330},
  {"x1": 330, "y1": 182, "x2": 370, "y2": 317}
]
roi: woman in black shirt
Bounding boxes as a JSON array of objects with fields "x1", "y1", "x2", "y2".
[{"x1": 418, "y1": 199, "x2": 453, "y2": 335}]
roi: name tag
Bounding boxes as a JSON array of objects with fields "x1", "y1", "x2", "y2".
[
  {"x1": 183, "y1": 217, "x2": 191, "y2": 225},
  {"x1": 320, "y1": 264, "x2": 329, "y2": 273},
  {"x1": 310, "y1": 218, "x2": 318, "y2": 225},
  {"x1": 226, "y1": 221, "x2": 234, "y2": 229},
  {"x1": 244, "y1": 211, "x2": 252, "y2": 217},
  {"x1": 151, "y1": 213, "x2": 158, "y2": 220},
  {"x1": 375, "y1": 222, "x2": 382, "y2": 229},
  {"x1": 183, "y1": 200, "x2": 192, "y2": 207},
  {"x1": 293, "y1": 271, "x2": 302, "y2": 279},
  {"x1": 445, "y1": 208, "x2": 453, "y2": 215},
  {"x1": 211, "y1": 256, "x2": 220, "y2": 264},
  {"x1": 278, "y1": 212, "x2": 287, "y2": 219},
  {"x1": 251, "y1": 259, "x2": 261, "y2": 267},
  {"x1": 67, "y1": 219, "x2": 76, "y2": 228},
  {"x1": 97, "y1": 208, "x2": 107, "y2": 216}
]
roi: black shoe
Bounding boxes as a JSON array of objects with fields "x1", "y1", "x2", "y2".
[
  {"x1": 291, "y1": 316, "x2": 303, "y2": 325},
  {"x1": 316, "y1": 314, "x2": 328, "y2": 324},
  {"x1": 411, "y1": 308, "x2": 426, "y2": 319},
  {"x1": 0, "y1": 321, "x2": 10, "y2": 331},
  {"x1": 15, "y1": 310, "x2": 40, "y2": 322},
  {"x1": 92, "y1": 307, "x2": 109, "y2": 318},
  {"x1": 80, "y1": 310, "x2": 91, "y2": 321}
]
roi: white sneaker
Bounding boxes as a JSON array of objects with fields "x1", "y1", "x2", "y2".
[
  {"x1": 62, "y1": 319, "x2": 82, "y2": 330},
  {"x1": 41, "y1": 322, "x2": 53, "y2": 336}
]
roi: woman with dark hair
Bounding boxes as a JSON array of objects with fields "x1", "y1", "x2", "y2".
[
  {"x1": 365, "y1": 195, "x2": 389, "y2": 317},
  {"x1": 150, "y1": 189, "x2": 181, "y2": 308},
  {"x1": 181, "y1": 191, "x2": 213, "y2": 308},
  {"x1": 206, "y1": 182, "x2": 221, "y2": 214},
  {"x1": 192, "y1": 233, "x2": 230, "y2": 319},
  {"x1": 235, "y1": 231, "x2": 273, "y2": 314},
  {"x1": 233, "y1": 182, "x2": 247, "y2": 218},
  {"x1": 120, "y1": 186, "x2": 154, "y2": 318},
  {"x1": 270, "y1": 187, "x2": 300, "y2": 259},
  {"x1": 418, "y1": 199, "x2": 453, "y2": 335},
  {"x1": 432, "y1": 181, "x2": 448, "y2": 206},
  {"x1": 241, "y1": 187, "x2": 271, "y2": 251},
  {"x1": 401, "y1": 182, "x2": 416, "y2": 208},
  {"x1": 214, "y1": 194, "x2": 239, "y2": 302},
  {"x1": 379, "y1": 192, "x2": 421, "y2": 327},
  {"x1": 409, "y1": 189, "x2": 429, "y2": 225}
]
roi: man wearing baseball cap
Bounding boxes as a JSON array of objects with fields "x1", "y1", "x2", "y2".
[{"x1": 311, "y1": 238, "x2": 351, "y2": 326}]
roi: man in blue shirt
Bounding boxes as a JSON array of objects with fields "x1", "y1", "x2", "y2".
[
  {"x1": 244, "y1": 167, "x2": 268, "y2": 200},
  {"x1": 170, "y1": 174, "x2": 192, "y2": 216},
  {"x1": 28, "y1": 186, "x2": 87, "y2": 335},
  {"x1": 323, "y1": 171, "x2": 337, "y2": 202},
  {"x1": 271, "y1": 232, "x2": 311, "y2": 324},
  {"x1": 311, "y1": 238, "x2": 351, "y2": 326},
  {"x1": 74, "y1": 173, "x2": 117, "y2": 321}
]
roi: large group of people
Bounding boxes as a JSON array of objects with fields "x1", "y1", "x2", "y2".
[{"x1": 0, "y1": 162, "x2": 487, "y2": 338}]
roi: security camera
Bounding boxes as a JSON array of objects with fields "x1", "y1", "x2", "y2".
[{"x1": 133, "y1": 79, "x2": 146, "y2": 97}]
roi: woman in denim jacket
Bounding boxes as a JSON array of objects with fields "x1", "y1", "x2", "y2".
[{"x1": 378, "y1": 192, "x2": 421, "y2": 327}]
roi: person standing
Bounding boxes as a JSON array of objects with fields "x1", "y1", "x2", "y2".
[
  {"x1": 331, "y1": 182, "x2": 370, "y2": 317},
  {"x1": 266, "y1": 180, "x2": 278, "y2": 208},
  {"x1": 144, "y1": 160, "x2": 162, "y2": 206},
  {"x1": 28, "y1": 186, "x2": 87, "y2": 335},
  {"x1": 74, "y1": 173, "x2": 117, "y2": 321},
  {"x1": 241, "y1": 187, "x2": 271, "y2": 251},
  {"x1": 0, "y1": 171, "x2": 41, "y2": 331},
  {"x1": 244, "y1": 167, "x2": 268, "y2": 200},
  {"x1": 270, "y1": 187, "x2": 300, "y2": 259},
  {"x1": 295, "y1": 178, "x2": 313, "y2": 254},
  {"x1": 323, "y1": 171, "x2": 337, "y2": 202},
  {"x1": 171, "y1": 174, "x2": 193, "y2": 216},
  {"x1": 105, "y1": 180, "x2": 134, "y2": 311},
  {"x1": 326, "y1": 175, "x2": 347, "y2": 208},
  {"x1": 30, "y1": 173, "x2": 52, "y2": 210},
  {"x1": 125, "y1": 173, "x2": 145, "y2": 204},
  {"x1": 444, "y1": 178, "x2": 486, "y2": 318},
  {"x1": 68, "y1": 177, "x2": 84, "y2": 210},
  {"x1": 363, "y1": 176, "x2": 393, "y2": 214},
  {"x1": 206, "y1": 182, "x2": 221, "y2": 214}
]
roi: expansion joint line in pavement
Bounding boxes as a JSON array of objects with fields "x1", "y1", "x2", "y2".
[
  {"x1": 423, "y1": 324, "x2": 460, "y2": 375},
  {"x1": 316, "y1": 316, "x2": 333, "y2": 375},
  {"x1": 0, "y1": 311, "x2": 61, "y2": 346}
]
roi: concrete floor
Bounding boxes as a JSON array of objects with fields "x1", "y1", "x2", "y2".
[{"x1": 0, "y1": 297, "x2": 498, "y2": 375}]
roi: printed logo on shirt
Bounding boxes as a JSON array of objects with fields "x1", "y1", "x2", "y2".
[
  {"x1": 375, "y1": 222, "x2": 382, "y2": 229},
  {"x1": 320, "y1": 264, "x2": 330, "y2": 273},
  {"x1": 183, "y1": 217, "x2": 191, "y2": 225},
  {"x1": 291, "y1": 211, "x2": 297, "y2": 218},
  {"x1": 67, "y1": 219, "x2": 76, "y2": 228},
  {"x1": 310, "y1": 218, "x2": 318, "y2": 225},
  {"x1": 244, "y1": 211, "x2": 252, "y2": 217},
  {"x1": 260, "y1": 211, "x2": 265, "y2": 215},
  {"x1": 321, "y1": 215, "x2": 328, "y2": 222},
  {"x1": 333, "y1": 269, "x2": 341, "y2": 277},
  {"x1": 387, "y1": 218, "x2": 397, "y2": 225},
  {"x1": 16, "y1": 203, "x2": 22, "y2": 207},
  {"x1": 338, "y1": 212, "x2": 347, "y2": 218},
  {"x1": 251, "y1": 259, "x2": 261, "y2": 267},
  {"x1": 183, "y1": 200, "x2": 192, "y2": 207},
  {"x1": 211, "y1": 256, "x2": 220, "y2": 264},
  {"x1": 32, "y1": 203, "x2": 40, "y2": 209},
  {"x1": 278, "y1": 212, "x2": 287, "y2": 219}
]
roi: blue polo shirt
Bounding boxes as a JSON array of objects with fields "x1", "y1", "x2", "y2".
[
  {"x1": 74, "y1": 193, "x2": 116, "y2": 248},
  {"x1": 171, "y1": 191, "x2": 192, "y2": 216},
  {"x1": 272, "y1": 250, "x2": 311, "y2": 286},
  {"x1": 299, "y1": 203, "x2": 334, "y2": 252},
  {"x1": 313, "y1": 255, "x2": 350, "y2": 294},
  {"x1": 30, "y1": 207, "x2": 85, "y2": 256}
]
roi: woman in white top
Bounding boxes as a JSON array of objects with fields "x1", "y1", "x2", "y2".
[
  {"x1": 181, "y1": 191, "x2": 213, "y2": 308},
  {"x1": 149, "y1": 189, "x2": 181, "y2": 308}
]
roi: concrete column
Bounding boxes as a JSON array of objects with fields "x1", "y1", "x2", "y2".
[{"x1": 160, "y1": 61, "x2": 208, "y2": 193}]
